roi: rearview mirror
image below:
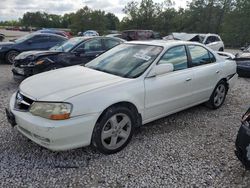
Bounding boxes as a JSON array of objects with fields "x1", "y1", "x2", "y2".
[{"x1": 147, "y1": 63, "x2": 174, "y2": 78}]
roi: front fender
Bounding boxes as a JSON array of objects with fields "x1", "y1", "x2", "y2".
[{"x1": 66, "y1": 79, "x2": 145, "y2": 119}]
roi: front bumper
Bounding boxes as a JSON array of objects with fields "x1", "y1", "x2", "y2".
[
  {"x1": 12, "y1": 66, "x2": 33, "y2": 80},
  {"x1": 7, "y1": 94, "x2": 99, "y2": 151}
]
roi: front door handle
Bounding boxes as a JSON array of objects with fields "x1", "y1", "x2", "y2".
[
  {"x1": 216, "y1": 70, "x2": 220, "y2": 74},
  {"x1": 185, "y1": 78, "x2": 192, "y2": 82}
]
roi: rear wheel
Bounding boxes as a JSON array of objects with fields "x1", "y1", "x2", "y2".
[
  {"x1": 206, "y1": 80, "x2": 228, "y2": 109},
  {"x1": 5, "y1": 50, "x2": 19, "y2": 64},
  {"x1": 92, "y1": 106, "x2": 135, "y2": 154}
]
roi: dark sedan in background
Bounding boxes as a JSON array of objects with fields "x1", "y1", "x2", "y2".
[
  {"x1": 0, "y1": 33, "x2": 67, "y2": 64},
  {"x1": 12, "y1": 36, "x2": 125, "y2": 80},
  {"x1": 235, "y1": 46, "x2": 250, "y2": 77}
]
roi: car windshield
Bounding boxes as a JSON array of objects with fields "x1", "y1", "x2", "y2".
[
  {"x1": 51, "y1": 37, "x2": 83, "y2": 52},
  {"x1": 85, "y1": 43, "x2": 163, "y2": 78},
  {"x1": 14, "y1": 34, "x2": 35, "y2": 44}
]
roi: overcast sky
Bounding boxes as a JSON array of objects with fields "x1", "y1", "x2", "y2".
[{"x1": 0, "y1": 0, "x2": 190, "y2": 21}]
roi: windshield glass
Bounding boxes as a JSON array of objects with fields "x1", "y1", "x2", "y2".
[
  {"x1": 15, "y1": 34, "x2": 34, "y2": 43},
  {"x1": 51, "y1": 37, "x2": 83, "y2": 52},
  {"x1": 85, "y1": 43, "x2": 163, "y2": 78}
]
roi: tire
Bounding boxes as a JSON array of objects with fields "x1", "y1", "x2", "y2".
[
  {"x1": 92, "y1": 106, "x2": 136, "y2": 154},
  {"x1": 206, "y1": 80, "x2": 228, "y2": 109},
  {"x1": 5, "y1": 50, "x2": 19, "y2": 64}
]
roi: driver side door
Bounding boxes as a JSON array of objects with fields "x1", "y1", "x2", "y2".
[{"x1": 144, "y1": 45, "x2": 194, "y2": 121}]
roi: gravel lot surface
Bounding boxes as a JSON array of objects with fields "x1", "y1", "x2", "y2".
[{"x1": 0, "y1": 61, "x2": 250, "y2": 187}]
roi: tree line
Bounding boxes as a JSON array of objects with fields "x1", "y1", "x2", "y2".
[{"x1": 0, "y1": 0, "x2": 249, "y2": 47}]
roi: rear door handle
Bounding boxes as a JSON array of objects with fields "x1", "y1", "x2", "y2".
[{"x1": 185, "y1": 78, "x2": 192, "y2": 82}]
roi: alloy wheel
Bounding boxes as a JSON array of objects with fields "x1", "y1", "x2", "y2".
[
  {"x1": 214, "y1": 84, "x2": 226, "y2": 107},
  {"x1": 101, "y1": 113, "x2": 132, "y2": 150}
]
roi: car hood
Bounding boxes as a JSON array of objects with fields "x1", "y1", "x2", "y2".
[
  {"x1": 0, "y1": 41, "x2": 14, "y2": 47},
  {"x1": 20, "y1": 66, "x2": 127, "y2": 101},
  {"x1": 15, "y1": 50, "x2": 62, "y2": 61}
]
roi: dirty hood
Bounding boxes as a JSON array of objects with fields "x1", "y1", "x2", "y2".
[{"x1": 20, "y1": 66, "x2": 126, "y2": 101}]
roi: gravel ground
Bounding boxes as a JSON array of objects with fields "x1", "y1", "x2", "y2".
[{"x1": 0, "y1": 62, "x2": 250, "y2": 187}]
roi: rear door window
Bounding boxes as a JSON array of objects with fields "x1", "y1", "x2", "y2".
[
  {"x1": 188, "y1": 45, "x2": 215, "y2": 66},
  {"x1": 77, "y1": 39, "x2": 103, "y2": 53}
]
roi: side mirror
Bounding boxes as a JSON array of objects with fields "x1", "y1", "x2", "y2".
[{"x1": 147, "y1": 63, "x2": 174, "y2": 78}]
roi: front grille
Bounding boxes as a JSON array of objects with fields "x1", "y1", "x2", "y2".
[{"x1": 14, "y1": 92, "x2": 34, "y2": 111}]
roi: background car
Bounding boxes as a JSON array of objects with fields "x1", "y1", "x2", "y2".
[
  {"x1": 6, "y1": 40, "x2": 237, "y2": 154},
  {"x1": 235, "y1": 107, "x2": 250, "y2": 169},
  {"x1": 12, "y1": 36, "x2": 125, "y2": 79},
  {"x1": 233, "y1": 46, "x2": 250, "y2": 77},
  {"x1": 106, "y1": 33, "x2": 123, "y2": 39},
  {"x1": 121, "y1": 30, "x2": 161, "y2": 41},
  {"x1": 0, "y1": 33, "x2": 67, "y2": 64},
  {"x1": 78, "y1": 30, "x2": 99, "y2": 37},
  {"x1": 37, "y1": 29, "x2": 72, "y2": 38},
  {"x1": 164, "y1": 33, "x2": 224, "y2": 51}
]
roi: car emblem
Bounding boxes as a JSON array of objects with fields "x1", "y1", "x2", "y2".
[{"x1": 16, "y1": 93, "x2": 23, "y2": 105}]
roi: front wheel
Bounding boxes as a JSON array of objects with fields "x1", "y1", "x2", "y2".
[
  {"x1": 206, "y1": 80, "x2": 228, "y2": 109},
  {"x1": 5, "y1": 50, "x2": 19, "y2": 64},
  {"x1": 92, "y1": 106, "x2": 135, "y2": 154}
]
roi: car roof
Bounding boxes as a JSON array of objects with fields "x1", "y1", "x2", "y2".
[
  {"x1": 72, "y1": 36, "x2": 125, "y2": 41},
  {"x1": 125, "y1": 40, "x2": 200, "y2": 48},
  {"x1": 33, "y1": 32, "x2": 67, "y2": 39}
]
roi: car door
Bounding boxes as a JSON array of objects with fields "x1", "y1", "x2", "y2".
[
  {"x1": 187, "y1": 45, "x2": 221, "y2": 103},
  {"x1": 23, "y1": 35, "x2": 50, "y2": 51},
  {"x1": 144, "y1": 45, "x2": 194, "y2": 121},
  {"x1": 70, "y1": 38, "x2": 104, "y2": 65}
]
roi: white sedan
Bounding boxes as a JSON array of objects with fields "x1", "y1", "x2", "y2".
[{"x1": 6, "y1": 40, "x2": 237, "y2": 154}]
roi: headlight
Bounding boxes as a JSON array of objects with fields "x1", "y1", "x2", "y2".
[
  {"x1": 30, "y1": 102, "x2": 72, "y2": 120},
  {"x1": 35, "y1": 60, "x2": 45, "y2": 65}
]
